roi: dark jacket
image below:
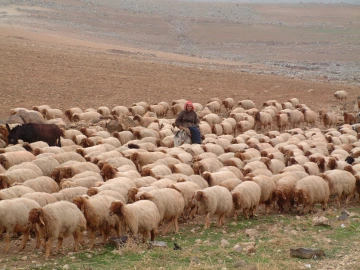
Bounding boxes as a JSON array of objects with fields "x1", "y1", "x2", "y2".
[{"x1": 175, "y1": 110, "x2": 199, "y2": 128}]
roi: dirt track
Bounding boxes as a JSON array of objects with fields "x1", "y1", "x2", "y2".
[{"x1": 0, "y1": 0, "x2": 359, "y2": 120}]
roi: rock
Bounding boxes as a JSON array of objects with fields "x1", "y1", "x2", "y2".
[
  {"x1": 338, "y1": 210, "x2": 351, "y2": 221},
  {"x1": 245, "y1": 229, "x2": 259, "y2": 240},
  {"x1": 233, "y1": 244, "x2": 243, "y2": 252},
  {"x1": 290, "y1": 248, "x2": 325, "y2": 259},
  {"x1": 148, "y1": 241, "x2": 167, "y2": 248},
  {"x1": 107, "y1": 236, "x2": 128, "y2": 248},
  {"x1": 245, "y1": 245, "x2": 257, "y2": 254},
  {"x1": 111, "y1": 249, "x2": 123, "y2": 256},
  {"x1": 62, "y1": 265, "x2": 70, "y2": 270},
  {"x1": 221, "y1": 239, "x2": 229, "y2": 247},
  {"x1": 312, "y1": 216, "x2": 331, "y2": 227},
  {"x1": 195, "y1": 239, "x2": 202, "y2": 244},
  {"x1": 21, "y1": 256, "x2": 27, "y2": 261}
]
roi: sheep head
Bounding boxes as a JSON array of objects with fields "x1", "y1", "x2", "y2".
[
  {"x1": 28, "y1": 208, "x2": 45, "y2": 226},
  {"x1": 87, "y1": 187, "x2": 98, "y2": 196},
  {"x1": 101, "y1": 164, "x2": 117, "y2": 180},
  {"x1": 73, "y1": 196, "x2": 88, "y2": 213},
  {"x1": 127, "y1": 187, "x2": 138, "y2": 203},
  {"x1": 137, "y1": 192, "x2": 154, "y2": 201},
  {"x1": 109, "y1": 201, "x2": 124, "y2": 216}
]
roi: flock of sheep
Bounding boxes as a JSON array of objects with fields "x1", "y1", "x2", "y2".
[{"x1": 0, "y1": 89, "x2": 359, "y2": 260}]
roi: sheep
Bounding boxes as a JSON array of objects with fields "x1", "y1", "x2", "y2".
[
  {"x1": 28, "y1": 201, "x2": 86, "y2": 259},
  {"x1": 73, "y1": 195, "x2": 121, "y2": 249},
  {"x1": 52, "y1": 161, "x2": 100, "y2": 183},
  {"x1": 60, "y1": 175, "x2": 103, "y2": 189},
  {"x1": 251, "y1": 175, "x2": 276, "y2": 214},
  {"x1": 206, "y1": 100, "x2": 221, "y2": 114},
  {"x1": 238, "y1": 100, "x2": 256, "y2": 110},
  {"x1": 202, "y1": 170, "x2": 239, "y2": 186},
  {"x1": 255, "y1": 112, "x2": 272, "y2": 131},
  {"x1": 235, "y1": 148, "x2": 261, "y2": 161},
  {"x1": 231, "y1": 181, "x2": 261, "y2": 220},
  {"x1": 222, "y1": 98, "x2": 235, "y2": 112},
  {"x1": 87, "y1": 178, "x2": 135, "y2": 201},
  {"x1": 202, "y1": 113, "x2": 222, "y2": 126},
  {"x1": 101, "y1": 163, "x2": 136, "y2": 180},
  {"x1": 33, "y1": 105, "x2": 52, "y2": 116},
  {"x1": 170, "y1": 182, "x2": 202, "y2": 219},
  {"x1": 135, "y1": 188, "x2": 184, "y2": 234},
  {"x1": 141, "y1": 164, "x2": 172, "y2": 179},
  {"x1": 303, "y1": 161, "x2": 320, "y2": 175},
  {"x1": 193, "y1": 158, "x2": 224, "y2": 175},
  {"x1": 0, "y1": 198, "x2": 40, "y2": 254},
  {"x1": 110, "y1": 200, "x2": 161, "y2": 243},
  {"x1": 52, "y1": 186, "x2": 88, "y2": 202},
  {"x1": 72, "y1": 111, "x2": 102, "y2": 122},
  {"x1": 334, "y1": 90, "x2": 348, "y2": 101},
  {"x1": 52, "y1": 152, "x2": 86, "y2": 164},
  {"x1": 17, "y1": 176, "x2": 60, "y2": 193},
  {"x1": 22, "y1": 192, "x2": 58, "y2": 206},
  {"x1": 0, "y1": 185, "x2": 35, "y2": 200},
  {"x1": 293, "y1": 176, "x2": 330, "y2": 214},
  {"x1": 127, "y1": 186, "x2": 159, "y2": 203},
  {"x1": 192, "y1": 186, "x2": 233, "y2": 229},
  {"x1": 0, "y1": 151, "x2": 36, "y2": 169},
  {"x1": 301, "y1": 108, "x2": 317, "y2": 127},
  {"x1": 96, "y1": 106, "x2": 111, "y2": 117},
  {"x1": 320, "y1": 170, "x2": 356, "y2": 207},
  {"x1": 111, "y1": 105, "x2": 129, "y2": 116},
  {"x1": 149, "y1": 178, "x2": 177, "y2": 189},
  {"x1": 274, "y1": 176, "x2": 298, "y2": 213},
  {"x1": 130, "y1": 151, "x2": 168, "y2": 172},
  {"x1": 0, "y1": 169, "x2": 41, "y2": 189},
  {"x1": 133, "y1": 176, "x2": 158, "y2": 188},
  {"x1": 287, "y1": 109, "x2": 304, "y2": 128},
  {"x1": 8, "y1": 161, "x2": 43, "y2": 176},
  {"x1": 219, "y1": 178, "x2": 243, "y2": 191},
  {"x1": 288, "y1": 98, "x2": 300, "y2": 107},
  {"x1": 44, "y1": 108, "x2": 63, "y2": 120},
  {"x1": 65, "y1": 107, "x2": 83, "y2": 121},
  {"x1": 322, "y1": 112, "x2": 338, "y2": 128},
  {"x1": 168, "y1": 163, "x2": 194, "y2": 176}
]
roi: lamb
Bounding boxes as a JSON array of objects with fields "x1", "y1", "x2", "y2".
[
  {"x1": 141, "y1": 164, "x2": 172, "y2": 179},
  {"x1": 109, "y1": 200, "x2": 160, "y2": 242},
  {"x1": 28, "y1": 201, "x2": 86, "y2": 259},
  {"x1": 33, "y1": 105, "x2": 52, "y2": 116},
  {"x1": 334, "y1": 90, "x2": 348, "y2": 101},
  {"x1": 0, "y1": 151, "x2": 36, "y2": 169},
  {"x1": 97, "y1": 106, "x2": 111, "y2": 117},
  {"x1": 135, "y1": 188, "x2": 184, "y2": 234},
  {"x1": 52, "y1": 152, "x2": 86, "y2": 164},
  {"x1": 202, "y1": 113, "x2": 222, "y2": 125},
  {"x1": 52, "y1": 161, "x2": 100, "y2": 183},
  {"x1": 274, "y1": 113, "x2": 289, "y2": 131},
  {"x1": 0, "y1": 198, "x2": 40, "y2": 254},
  {"x1": 293, "y1": 176, "x2": 330, "y2": 214},
  {"x1": 168, "y1": 163, "x2": 194, "y2": 176},
  {"x1": 301, "y1": 108, "x2": 317, "y2": 127},
  {"x1": 287, "y1": 109, "x2": 304, "y2": 128},
  {"x1": 274, "y1": 176, "x2": 298, "y2": 213},
  {"x1": 149, "y1": 104, "x2": 166, "y2": 117},
  {"x1": 320, "y1": 170, "x2": 356, "y2": 207},
  {"x1": 206, "y1": 100, "x2": 221, "y2": 114},
  {"x1": 17, "y1": 176, "x2": 60, "y2": 193},
  {"x1": 73, "y1": 195, "x2": 121, "y2": 249},
  {"x1": 22, "y1": 192, "x2": 58, "y2": 206},
  {"x1": 192, "y1": 186, "x2": 233, "y2": 229},
  {"x1": 231, "y1": 181, "x2": 261, "y2": 220},
  {"x1": 101, "y1": 163, "x2": 136, "y2": 180}
]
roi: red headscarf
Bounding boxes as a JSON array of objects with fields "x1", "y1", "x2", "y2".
[{"x1": 184, "y1": 101, "x2": 194, "y2": 110}]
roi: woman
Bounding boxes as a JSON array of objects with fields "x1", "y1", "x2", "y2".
[{"x1": 175, "y1": 101, "x2": 201, "y2": 144}]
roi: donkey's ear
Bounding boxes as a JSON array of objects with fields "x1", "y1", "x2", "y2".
[{"x1": 6, "y1": 123, "x2": 11, "y2": 132}]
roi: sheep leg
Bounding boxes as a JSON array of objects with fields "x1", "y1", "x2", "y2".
[
  {"x1": 243, "y1": 209, "x2": 249, "y2": 220},
  {"x1": 204, "y1": 212, "x2": 211, "y2": 229},
  {"x1": 3, "y1": 233, "x2": 10, "y2": 254},
  {"x1": 73, "y1": 231, "x2": 81, "y2": 252},
  {"x1": 150, "y1": 230, "x2": 156, "y2": 241},
  {"x1": 20, "y1": 230, "x2": 30, "y2": 251},
  {"x1": 45, "y1": 239, "x2": 53, "y2": 260},
  {"x1": 265, "y1": 202, "x2": 271, "y2": 215},
  {"x1": 102, "y1": 229, "x2": 110, "y2": 245},
  {"x1": 89, "y1": 230, "x2": 96, "y2": 249},
  {"x1": 218, "y1": 214, "x2": 225, "y2": 227},
  {"x1": 55, "y1": 237, "x2": 63, "y2": 253}
]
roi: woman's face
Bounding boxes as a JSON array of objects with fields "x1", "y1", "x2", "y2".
[{"x1": 186, "y1": 105, "x2": 192, "y2": 111}]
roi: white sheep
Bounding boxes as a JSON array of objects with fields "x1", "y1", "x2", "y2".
[
  {"x1": 22, "y1": 192, "x2": 58, "y2": 206},
  {"x1": 0, "y1": 185, "x2": 35, "y2": 200},
  {"x1": 28, "y1": 201, "x2": 87, "y2": 259},
  {"x1": 334, "y1": 90, "x2": 348, "y2": 101},
  {"x1": 192, "y1": 186, "x2": 233, "y2": 229},
  {"x1": 17, "y1": 176, "x2": 60, "y2": 193},
  {"x1": 0, "y1": 151, "x2": 36, "y2": 169},
  {"x1": 135, "y1": 188, "x2": 184, "y2": 234},
  {"x1": 109, "y1": 200, "x2": 161, "y2": 242},
  {"x1": 231, "y1": 181, "x2": 261, "y2": 220},
  {"x1": 73, "y1": 195, "x2": 121, "y2": 249},
  {"x1": 0, "y1": 198, "x2": 40, "y2": 254}
]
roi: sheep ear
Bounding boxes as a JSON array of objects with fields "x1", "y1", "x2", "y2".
[{"x1": 80, "y1": 201, "x2": 85, "y2": 213}]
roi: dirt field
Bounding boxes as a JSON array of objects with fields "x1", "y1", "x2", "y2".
[{"x1": 0, "y1": 0, "x2": 359, "y2": 121}]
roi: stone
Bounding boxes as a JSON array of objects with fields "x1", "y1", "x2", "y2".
[
  {"x1": 107, "y1": 236, "x2": 128, "y2": 248},
  {"x1": 221, "y1": 239, "x2": 229, "y2": 247},
  {"x1": 312, "y1": 216, "x2": 331, "y2": 227},
  {"x1": 290, "y1": 248, "x2": 325, "y2": 259}
]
